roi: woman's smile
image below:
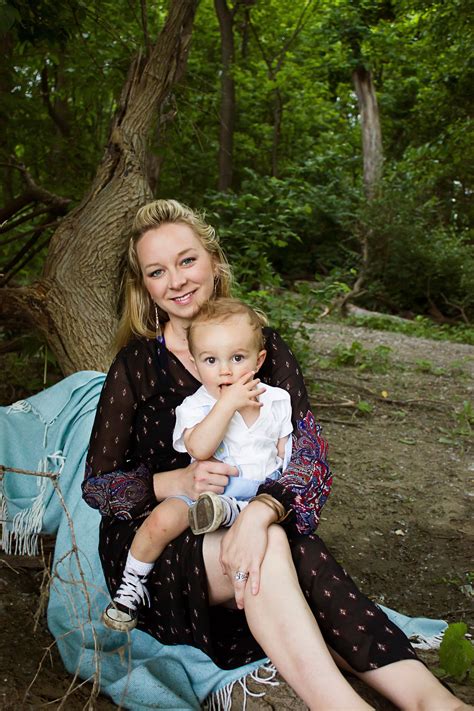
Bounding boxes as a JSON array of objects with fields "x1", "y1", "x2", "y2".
[
  {"x1": 171, "y1": 290, "x2": 197, "y2": 304},
  {"x1": 136, "y1": 222, "x2": 216, "y2": 325}
]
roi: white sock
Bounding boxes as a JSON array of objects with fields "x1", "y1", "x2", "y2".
[
  {"x1": 126, "y1": 551, "x2": 154, "y2": 578},
  {"x1": 220, "y1": 496, "x2": 247, "y2": 527}
]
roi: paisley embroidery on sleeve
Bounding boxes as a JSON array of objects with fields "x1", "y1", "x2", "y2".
[
  {"x1": 82, "y1": 462, "x2": 153, "y2": 520},
  {"x1": 278, "y1": 410, "x2": 332, "y2": 534}
]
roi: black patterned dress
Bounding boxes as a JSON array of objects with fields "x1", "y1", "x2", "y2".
[{"x1": 82, "y1": 329, "x2": 417, "y2": 670}]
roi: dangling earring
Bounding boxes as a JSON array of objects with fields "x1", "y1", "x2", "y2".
[
  {"x1": 154, "y1": 302, "x2": 164, "y2": 344},
  {"x1": 213, "y1": 273, "x2": 219, "y2": 297}
]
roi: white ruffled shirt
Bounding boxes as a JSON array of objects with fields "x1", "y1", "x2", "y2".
[{"x1": 173, "y1": 384, "x2": 292, "y2": 481}]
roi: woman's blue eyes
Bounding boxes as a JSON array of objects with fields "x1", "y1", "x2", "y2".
[{"x1": 148, "y1": 257, "x2": 196, "y2": 278}]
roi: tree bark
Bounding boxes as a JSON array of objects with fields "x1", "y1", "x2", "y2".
[
  {"x1": 352, "y1": 66, "x2": 383, "y2": 199},
  {"x1": 334, "y1": 67, "x2": 383, "y2": 315},
  {"x1": 215, "y1": 0, "x2": 236, "y2": 191},
  {"x1": 0, "y1": 0, "x2": 199, "y2": 374}
]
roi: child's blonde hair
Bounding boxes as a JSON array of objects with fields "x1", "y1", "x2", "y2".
[{"x1": 187, "y1": 298, "x2": 267, "y2": 354}]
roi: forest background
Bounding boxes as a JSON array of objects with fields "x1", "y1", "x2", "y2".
[
  {"x1": 1, "y1": 0, "x2": 473, "y2": 388},
  {"x1": 0, "y1": 1, "x2": 473, "y2": 707}
]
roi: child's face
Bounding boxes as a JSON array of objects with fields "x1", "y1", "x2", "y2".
[{"x1": 191, "y1": 314, "x2": 266, "y2": 399}]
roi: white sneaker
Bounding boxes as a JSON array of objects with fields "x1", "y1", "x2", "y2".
[{"x1": 102, "y1": 569, "x2": 150, "y2": 632}]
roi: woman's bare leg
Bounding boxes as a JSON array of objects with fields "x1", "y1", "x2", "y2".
[
  {"x1": 204, "y1": 527, "x2": 473, "y2": 711},
  {"x1": 330, "y1": 647, "x2": 472, "y2": 711},
  {"x1": 203, "y1": 527, "x2": 373, "y2": 710},
  {"x1": 359, "y1": 660, "x2": 472, "y2": 711}
]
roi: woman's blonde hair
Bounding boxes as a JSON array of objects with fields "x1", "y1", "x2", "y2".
[
  {"x1": 187, "y1": 297, "x2": 268, "y2": 355},
  {"x1": 114, "y1": 199, "x2": 232, "y2": 351}
]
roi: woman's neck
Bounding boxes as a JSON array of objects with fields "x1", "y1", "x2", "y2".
[
  {"x1": 163, "y1": 319, "x2": 200, "y2": 379},
  {"x1": 163, "y1": 319, "x2": 189, "y2": 353}
]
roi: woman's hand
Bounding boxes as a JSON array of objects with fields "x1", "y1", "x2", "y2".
[
  {"x1": 183, "y1": 459, "x2": 238, "y2": 499},
  {"x1": 219, "y1": 501, "x2": 277, "y2": 609},
  {"x1": 153, "y1": 460, "x2": 238, "y2": 501}
]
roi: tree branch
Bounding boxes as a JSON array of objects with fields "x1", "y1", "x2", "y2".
[
  {"x1": 18, "y1": 162, "x2": 72, "y2": 211},
  {"x1": 140, "y1": 0, "x2": 151, "y2": 55},
  {"x1": 1, "y1": 219, "x2": 51, "y2": 286},
  {"x1": 0, "y1": 285, "x2": 45, "y2": 328},
  {"x1": 0, "y1": 205, "x2": 56, "y2": 234},
  {"x1": 0, "y1": 160, "x2": 71, "y2": 227},
  {"x1": 0, "y1": 219, "x2": 60, "y2": 246},
  {"x1": 40, "y1": 65, "x2": 71, "y2": 138},
  {"x1": 0, "y1": 192, "x2": 35, "y2": 225},
  {"x1": 249, "y1": 0, "x2": 313, "y2": 76}
]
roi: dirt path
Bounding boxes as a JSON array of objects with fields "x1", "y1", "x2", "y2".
[{"x1": 1, "y1": 323, "x2": 473, "y2": 709}]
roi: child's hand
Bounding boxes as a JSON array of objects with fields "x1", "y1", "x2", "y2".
[{"x1": 218, "y1": 371, "x2": 265, "y2": 412}]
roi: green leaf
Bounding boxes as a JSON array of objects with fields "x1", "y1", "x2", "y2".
[
  {"x1": 438, "y1": 622, "x2": 474, "y2": 682},
  {"x1": 357, "y1": 399, "x2": 373, "y2": 414}
]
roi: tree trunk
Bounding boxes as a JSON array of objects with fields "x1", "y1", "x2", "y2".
[
  {"x1": 335, "y1": 66, "x2": 383, "y2": 315},
  {"x1": 271, "y1": 87, "x2": 283, "y2": 178},
  {"x1": 352, "y1": 66, "x2": 383, "y2": 199},
  {"x1": 215, "y1": 0, "x2": 236, "y2": 191},
  {"x1": 0, "y1": 0, "x2": 199, "y2": 375}
]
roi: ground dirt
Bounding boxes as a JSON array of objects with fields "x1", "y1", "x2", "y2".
[{"x1": 1, "y1": 322, "x2": 473, "y2": 710}]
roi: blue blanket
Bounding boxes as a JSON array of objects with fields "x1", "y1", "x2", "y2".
[{"x1": 0, "y1": 372, "x2": 447, "y2": 709}]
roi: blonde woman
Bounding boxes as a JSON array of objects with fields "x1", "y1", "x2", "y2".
[{"x1": 83, "y1": 199, "x2": 469, "y2": 711}]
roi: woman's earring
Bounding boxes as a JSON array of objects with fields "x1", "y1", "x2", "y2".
[
  {"x1": 154, "y1": 302, "x2": 164, "y2": 344},
  {"x1": 213, "y1": 274, "x2": 219, "y2": 296}
]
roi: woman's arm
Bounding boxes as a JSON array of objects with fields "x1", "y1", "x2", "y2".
[
  {"x1": 83, "y1": 458, "x2": 237, "y2": 520},
  {"x1": 257, "y1": 329, "x2": 333, "y2": 535},
  {"x1": 219, "y1": 498, "x2": 279, "y2": 608},
  {"x1": 81, "y1": 346, "x2": 158, "y2": 519}
]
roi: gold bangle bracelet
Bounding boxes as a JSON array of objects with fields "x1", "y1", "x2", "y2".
[{"x1": 249, "y1": 493, "x2": 289, "y2": 523}]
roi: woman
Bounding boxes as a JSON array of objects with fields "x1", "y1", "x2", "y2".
[{"x1": 82, "y1": 199, "x2": 468, "y2": 710}]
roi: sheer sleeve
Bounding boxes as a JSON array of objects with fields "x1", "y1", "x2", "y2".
[
  {"x1": 81, "y1": 346, "x2": 156, "y2": 520},
  {"x1": 258, "y1": 329, "x2": 333, "y2": 535}
]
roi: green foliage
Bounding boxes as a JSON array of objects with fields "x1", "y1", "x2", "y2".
[
  {"x1": 356, "y1": 399, "x2": 373, "y2": 414},
  {"x1": 438, "y1": 622, "x2": 474, "y2": 683},
  {"x1": 455, "y1": 400, "x2": 474, "y2": 436},
  {"x1": 2, "y1": 0, "x2": 473, "y2": 340},
  {"x1": 1, "y1": 0, "x2": 162, "y2": 201},
  {"x1": 346, "y1": 314, "x2": 474, "y2": 346},
  {"x1": 237, "y1": 286, "x2": 316, "y2": 369},
  {"x1": 414, "y1": 359, "x2": 445, "y2": 376},
  {"x1": 358, "y1": 172, "x2": 474, "y2": 319},
  {"x1": 329, "y1": 340, "x2": 392, "y2": 373}
]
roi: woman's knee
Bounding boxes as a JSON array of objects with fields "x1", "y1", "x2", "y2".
[
  {"x1": 266, "y1": 524, "x2": 292, "y2": 560},
  {"x1": 203, "y1": 530, "x2": 234, "y2": 604}
]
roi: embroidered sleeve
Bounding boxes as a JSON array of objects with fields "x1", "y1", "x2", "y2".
[
  {"x1": 81, "y1": 462, "x2": 154, "y2": 520},
  {"x1": 257, "y1": 330, "x2": 333, "y2": 534},
  {"x1": 81, "y1": 344, "x2": 156, "y2": 519}
]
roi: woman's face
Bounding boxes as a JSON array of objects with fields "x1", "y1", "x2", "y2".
[{"x1": 136, "y1": 223, "x2": 216, "y2": 325}]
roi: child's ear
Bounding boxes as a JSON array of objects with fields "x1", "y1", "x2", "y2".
[{"x1": 256, "y1": 349, "x2": 267, "y2": 371}]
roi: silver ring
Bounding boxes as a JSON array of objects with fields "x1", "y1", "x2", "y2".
[{"x1": 234, "y1": 571, "x2": 249, "y2": 582}]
